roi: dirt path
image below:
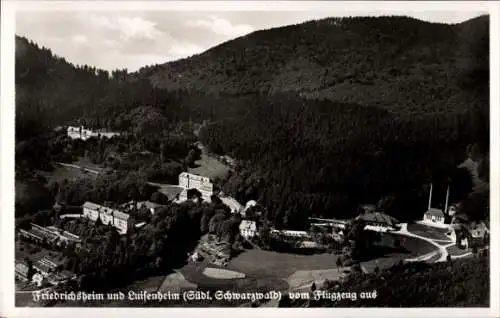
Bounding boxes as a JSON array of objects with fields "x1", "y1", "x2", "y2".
[{"x1": 56, "y1": 162, "x2": 100, "y2": 175}]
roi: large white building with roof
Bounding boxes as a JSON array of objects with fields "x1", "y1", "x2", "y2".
[
  {"x1": 178, "y1": 172, "x2": 214, "y2": 201},
  {"x1": 83, "y1": 201, "x2": 135, "y2": 234},
  {"x1": 67, "y1": 126, "x2": 120, "y2": 141}
]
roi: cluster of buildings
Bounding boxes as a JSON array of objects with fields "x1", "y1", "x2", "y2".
[
  {"x1": 82, "y1": 201, "x2": 135, "y2": 235},
  {"x1": 15, "y1": 256, "x2": 76, "y2": 287},
  {"x1": 422, "y1": 183, "x2": 456, "y2": 228},
  {"x1": 82, "y1": 200, "x2": 167, "y2": 234},
  {"x1": 177, "y1": 172, "x2": 214, "y2": 202},
  {"x1": 17, "y1": 223, "x2": 82, "y2": 248},
  {"x1": 67, "y1": 126, "x2": 120, "y2": 141},
  {"x1": 420, "y1": 183, "x2": 489, "y2": 249},
  {"x1": 175, "y1": 172, "x2": 245, "y2": 213}
]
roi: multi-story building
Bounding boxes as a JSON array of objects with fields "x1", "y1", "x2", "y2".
[
  {"x1": 239, "y1": 220, "x2": 257, "y2": 239},
  {"x1": 83, "y1": 201, "x2": 135, "y2": 234},
  {"x1": 178, "y1": 172, "x2": 214, "y2": 201},
  {"x1": 67, "y1": 126, "x2": 120, "y2": 141}
]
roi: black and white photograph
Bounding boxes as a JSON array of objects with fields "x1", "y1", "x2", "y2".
[{"x1": 1, "y1": 0, "x2": 498, "y2": 316}]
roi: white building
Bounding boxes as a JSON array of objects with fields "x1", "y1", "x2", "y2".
[
  {"x1": 422, "y1": 183, "x2": 453, "y2": 228},
  {"x1": 178, "y1": 172, "x2": 214, "y2": 201},
  {"x1": 67, "y1": 126, "x2": 120, "y2": 141},
  {"x1": 423, "y1": 208, "x2": 446, "y2": 225},
  {"x1": 239, "y1": 220, "x2": 257, "y2": 239},
  {"x1": 83, "y1": 201, "x2": 134, "y2": 234},
  {"x1": 271, "y1": 229, "x2": 311, "y2": 238}
]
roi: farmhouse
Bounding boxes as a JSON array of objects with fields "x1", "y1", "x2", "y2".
[
  {"x1": 239, "y1": 220, "x2": 257, "y2": 239},
  {"x1": 83, "y1": 201, "x2": 135, "y2": 234}
]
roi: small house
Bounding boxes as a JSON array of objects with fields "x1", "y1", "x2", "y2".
[
  {"x1": 239, "y1": 220, "x2": 257, "y2": 239},
  {"x1": 15, "y1": 262, "x2": 30, "y2": 281},
  {"x1": 423, "y1": 208, "x2": 446, "y2": 225}
]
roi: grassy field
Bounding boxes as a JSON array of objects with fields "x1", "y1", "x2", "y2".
[
  {"x1": 188, "y1": 153, "x2": 230, "y2": 180},
  {"x1": 228, "y1": 249, "x2": 339, "y2": 279},
  {"x1": 447, "y1": 245, "x2": 471, "y2": 256},
  {"x1": 407, "y1": 223, "x2": 451, "y2": 241},
  {"x1": 395, "y1": 234, "x2": 438, "y2": 255},
  {"x1": 360, "y1": 233, "x2": 439, "y2": 273},
  {"x1": 37, "y1": 165, "x2": 97, "y2": 183}
]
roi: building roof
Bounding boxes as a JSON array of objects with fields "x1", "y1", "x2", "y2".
[
  {"x1": 113, "y1": 210, "x2": 130, "y2": 220},
  {"x1": 356, "y1": 212, "x2": 399, "y2": 226},
  {"x1": 274, "y1": 230, "x2": 309, "y2": 237},
  {"x1": 239, "y1": 220, "x2": 257, "y2": 231},
  {"x1": 83, "y1": 201, "x2": 101, "y2": 210},
  {"x1": 138, "y1": 201, "x2": 163, "y2": 210},
  {"x1": 179, "y1": 172, "x2": 211, "y2": 182},
  {"x1": 221, "y1": 197, "x2": 243, "y2": 213},
  {"x1": 425, "y1": 208, "x2": 445, "y2": 218},
  {"x1": 15, "y1": 263, "x2": 29, "y2": 276},
  {"x1": 83, "y1": 201, "x2": 130, "y2": 220},
  {"x1": 34, "y1": 261, "x2": 53, "y2": 274},
  {"x1": 28, "y1": 225, "x2": 59, "y2": 242}
]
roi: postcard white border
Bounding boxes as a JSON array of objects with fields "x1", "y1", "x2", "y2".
[{"x1": 1, "y1": 1, "x2": 499, "y2": 318}]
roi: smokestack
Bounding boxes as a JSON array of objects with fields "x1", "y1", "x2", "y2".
[
  {"x1": 428, "y1": 183, "x2": 433, "y2": 212},
  {"x1": 444, "y1": 185, "x2": 450, "y2": 215}
]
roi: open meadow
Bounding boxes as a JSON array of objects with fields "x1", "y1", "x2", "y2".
[
  {"x1": 188, "y1": 153, "x2": 230, "y2": 180},
  {"x1": 407, "y1": 223, "x2": 451, "y2": 241}
]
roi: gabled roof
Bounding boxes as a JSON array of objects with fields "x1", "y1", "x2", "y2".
[
  {"x1": 83, "y1": 201, "x2": 100, "y2": 210},
  {"x1": 15, "y1": 263, "x2": 29, "y2": 275},
  {"x1": 425, "y1": 208, "x2": 445, "y2": 218},
  {"x1": 138, "y1": 201, "x2": 163, "y2": 209},
  {"x1": 83, "y1": 201, "x2": 130, "y2": 220},
  {"x1": 356, "y1": 211, "x2": 399, "y2": 225},
  {"x1": 179, "y1": 172, "x2": 211, "y2": 182},
  {"x1": 113, "y1": 210, "x2": 130, "y2": 220}
]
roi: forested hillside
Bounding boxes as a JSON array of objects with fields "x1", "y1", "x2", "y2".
[
  {"x1": 16, "y1": 15, "x2": 489, "y2": 228},
  {"x1": 140, "y1": 15, "x2": 489, "y2": 115},
  {"x1": 16, "y1": 37, "x2": 212, "y2": 141},
  {"x1": 199, "y1": 94, "x2": 488, "y2": 228},
  {"x1": 283, "y1": 255, "x2": 489, "y2": 307}
]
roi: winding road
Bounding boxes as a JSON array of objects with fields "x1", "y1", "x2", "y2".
[{"x1": 393, "y1": 223, "x2": 467, "y2": 263}]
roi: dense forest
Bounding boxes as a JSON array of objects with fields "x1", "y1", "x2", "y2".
[
  {"x1": 139, "y1": 15, "x2": 488, "y2": 114},
  {"x1": 16, "y1": 15, "x2": 489, "y2": 229},
  {"x1": 199, "y1": 94, "x2": 488, "y2": 228},
  {"x1": 190, "y1": 16, "x2": 490, "y2": 228}
]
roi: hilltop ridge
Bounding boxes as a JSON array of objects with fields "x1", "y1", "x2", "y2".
[{"x1": 138, "y1": 15, "x2": 488, "y2": 114}]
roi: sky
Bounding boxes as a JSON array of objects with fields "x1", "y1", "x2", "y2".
[{"x1": 16, "y1": 9, "x2": 487, "y2": 72}]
